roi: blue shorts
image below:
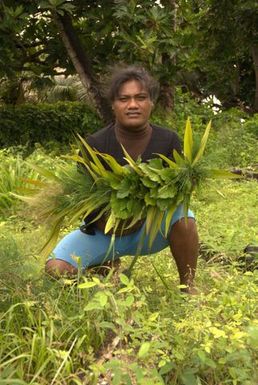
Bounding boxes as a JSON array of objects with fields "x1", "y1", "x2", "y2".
[{"x1": 48, "y1": 206, "x2": 195, "y2": 269}]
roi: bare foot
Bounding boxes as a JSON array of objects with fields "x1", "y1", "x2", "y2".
[{"x1": 180, "y1": 284, "x2": 199, "y2": 295}]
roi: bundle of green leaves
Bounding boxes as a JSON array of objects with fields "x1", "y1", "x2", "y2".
[{"x1": 15, "y1": 119, "x2": 238, "y2": 258}]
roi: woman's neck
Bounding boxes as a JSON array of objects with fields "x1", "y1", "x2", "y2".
[
  {"x1": 114, "y1": 123, "x2": 153, "y2": 160},
  {"x1": 115, "y1": 123, "x2": 151, "y2": 141}
]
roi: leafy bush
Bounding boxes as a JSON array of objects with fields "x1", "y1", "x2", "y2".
[
  {"x1": 152, "y1": 89, "x2": 214, "y2": 136},
  {"x1": 0, "y1": 101, "x2": 102, "y2": 149},
  {"x1": 205, "y1": 111, "x2": 258, "y2": 168},
  {"x1": 242, "y1": 113, "x2": 258, "y2": 138}
]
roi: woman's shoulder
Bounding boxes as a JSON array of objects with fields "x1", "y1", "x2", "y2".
[
  {"x1": 151, "y1": 123, "x2": 179, "y2": 139},
  {"x1": 86, "y1": 123, "x2": 115, "y2": 148}
]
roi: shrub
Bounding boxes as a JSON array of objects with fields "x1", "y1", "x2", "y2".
[
  {"x1": 242, "y1": 113, "x2": 258, "y2": 138},
  {"x1": 205, "y1": 110, "x2": 258, "y2": 168},
  {"x1": 0, "y1": 102, "x2": 102, "y2": 149}
]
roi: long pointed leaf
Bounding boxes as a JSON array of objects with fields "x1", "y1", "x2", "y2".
[
  {"x1": 148, "y1": 209, "x2": 164, "y2": 249},
  {"x1": 98, "y1": 152, "x2": 128, "y2": 175},
  {"x1": 104, "y1": 212, "x2": 116, "y2": 234},
  {"x1": 173, "y1": 150, "x2": 185, "y2": 166},
  {"x1": 26, "y1": 163, "x2": 59, "y2": 181},
  {"x1": 164, "y1": 203, "x2": 177, "y2": 237},
  {"x1": 121, "y1": 145, "x2": 143, "y2": 175},
  {"x1": 145, "y1": 206, "x2": 156, "y2": 235},
  {"x1": 39, "y1": 219, "x2": 63, "y2": 259},
  {"x1": 156, "y1": 153, "x2": 179, "y2": 169},
  {"x1": 207, "y1": 169, "x2": 243, "y2": 179},
  {"x1": 184, "y1": 117, "x2": 193, "y2": 162},
  {"x1": 77, "y1": 134, "x2": 108, "y2": 175},
  {"x1": 192, "y1": 120, "x2": 211, "y2": 165}
]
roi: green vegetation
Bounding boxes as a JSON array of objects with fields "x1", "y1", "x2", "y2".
[
  {"x1": 0, "y1": 102, "x2": 101, "y2": 149},
  {"x1": 0, "y1": 1, "x2": 257, "y2": 382},
  {"x1": 0, "y1": 110, "x2": 257, "y2": 384},
  {"x1": 1, "y1": 1, "x2": 257, "y2": 114},
  {"x1": 13, "y1": 119, "x2": 240, "y2": 261}
]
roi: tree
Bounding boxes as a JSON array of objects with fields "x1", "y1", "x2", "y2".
[
  {"x1": 0, "y1": 0, "x2": 183, "y2": 113},
  {"x1": 0, "y1": 0, "x2": 257, "y2": 114},
  {"x1": 180, "y1": 0, "x2": 258, "y2": 112},
  {"x1": 0, "y1": 1, "x2": 113, "y2": 120}
]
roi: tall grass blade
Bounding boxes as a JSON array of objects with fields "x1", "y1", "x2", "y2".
[
  {"x1": 50, "y1": 338, "x2": 77, "y2": 385},
  {"x1": 207, "y1": 169, "x2": 243, "y2": 179}
]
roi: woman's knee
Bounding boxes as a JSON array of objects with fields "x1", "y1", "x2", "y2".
[
  {"x1": 45, "y1": 259, "x2": 78, "y2": 277},
  {"x1": 170, "y1": 217, "x2": 198, "y2": 240}
]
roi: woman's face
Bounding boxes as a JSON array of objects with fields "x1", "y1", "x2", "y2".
[{"x1": 112, "y1": 79, "x2": 153, "y2": 131}]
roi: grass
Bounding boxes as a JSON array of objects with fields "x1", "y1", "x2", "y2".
[
  {"x1": 0, "y1": 116, "x2": 257, "y2": 384},
  {"x1": 0, "y1": 177, "x2": 257, "y2": 384},
  {"x1": 192, "y1": 179, "x2": 258, "y2": 257}
]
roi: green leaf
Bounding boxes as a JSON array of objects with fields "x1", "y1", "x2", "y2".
[
  {"x1": 192, "y1": 120, "x2": 211, "y2": 165},
  {"x1": 78, "y1": 281, "x2": 98, "y2": 289},
  {"x1": 142, "y1": 177, "x2": 157, "y2": 188},
  {"x1": 84, "y1": 291, "x2": 109, "y2": 311},
  {"x1": 184, "y1": 117, "x2": 193, "y2": 162},
  {"x1": 156, "y1": 198, "x2": 172, "y2": 211},
  {"x1": 77, "y1": 134, "x2": 109, "y2": 177},
  {"x1": 173, "y1": 150, "x2": 185, "y2": 166},
  {"x1": 96, "y1": 291, "x2": 108, "y2": 307},
  {"x1": 158, "y1": 167, "x2": 177, "y2": 182},
  {"x1": 122, "y1": 145, "x2": 143, "y2": 175},
  {"x1": 181, "y1": 370, "x2": 199, "y2": 385},
  {"x1": 119, "y1": 273, "x2": 130, "y2": 286},
  {"x1": 207, "y1": 169, "x2": 243, "y2": 179},
  {"x1": 138, "y1": 342, "x2": 150, "y2": 358},
  {"x1": 104, "y1": 212, "x2": 116, "y2": 234},
  {"x1": 146, "y1": 206, "x2": 157, "y2": 235},
  {"x1": 116, "y1": 178, "x2": 132, "y2": 198},
  {"x1": 138, "y1": 163, "x2": 161, "y2": 182},
  {"x1": 165, "y1": 203, "x2": 177, "y2": 237},
  {"x1": 158, "y1": 184, "x2": 177, "y2": 199},
  {"x1": 26, "y1": 163, "x2": 59, "y2": 181},
  {"x1": 99, "y1": 152, "x2": 128, "y2": 175},
  {"x1": 147, "y1": 158, "x2": 163, "y2": 169},
  {"x1": 159, "y1": 362, "x2": 174, "y2": 376},
  {"x1": 39, "y1": 218, "x2": 63, "y2": 259},
  {"x1": 157, "y1": 153, "x2": 179, "y2": 169},
  {"x1": 148, "y1": 209, "x2": 164, "y2": 248},
  {"x1": 144, "y1": 193, "x2": 156, "y2": 206}
]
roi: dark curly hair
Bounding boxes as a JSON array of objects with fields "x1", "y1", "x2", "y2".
[{"x1": 107, "y1": 65, "x2": 159, "y2": 103}]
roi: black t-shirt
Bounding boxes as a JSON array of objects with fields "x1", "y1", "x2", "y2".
[
  {"x1": 86, "y1": 123, "x2": 182, "y2": 163},
  {"x1": 80, "y1": 123, "x2": 182, "y2": 233}
]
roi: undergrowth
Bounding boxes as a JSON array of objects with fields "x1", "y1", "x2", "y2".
[{"x1": 0, "y1": 111, "x2": 257, "y2": 384}]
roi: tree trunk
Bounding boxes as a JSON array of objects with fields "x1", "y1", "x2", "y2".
[
  {"x1": 53, "y1": 12, "x2": 113, "y2": 123},
  {"x1": 159, "y1": 0, "x2": 177, "y2": 111},
  {"x1": 159, "y1": 81, "x2": 175, "y2": 110},
  {"x1": 251, "y1": 45, "x2": 258, "y2": 112}
]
